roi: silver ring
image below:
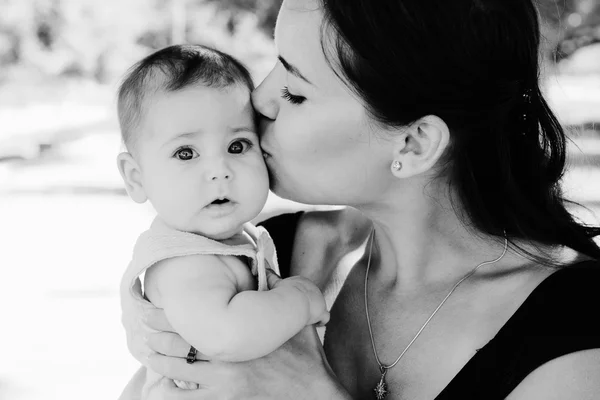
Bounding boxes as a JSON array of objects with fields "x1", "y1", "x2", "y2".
[{"x1": 186, "y1": 346, "x2": 197, "y2": 364}]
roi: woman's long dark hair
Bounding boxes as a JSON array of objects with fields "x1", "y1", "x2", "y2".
[{"x1": 320, "y1": 0, "x2": 600, "y2": 262}]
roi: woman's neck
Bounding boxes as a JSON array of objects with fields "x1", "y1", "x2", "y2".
[{"x1": 356, "y1": 185, "x2": 510, "y2": 291}]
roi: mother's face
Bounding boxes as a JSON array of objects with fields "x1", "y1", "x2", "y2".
[{"x1": 252, "y1": 0, "x2": 393, "y2": 206}]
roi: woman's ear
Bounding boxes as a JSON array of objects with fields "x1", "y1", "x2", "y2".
[
  {"x1": 116, "y1": 152, "x2": 148, "y2": 204},
  {"x1": 390, "y1": 115, "x2": 450, "y2": 178}
]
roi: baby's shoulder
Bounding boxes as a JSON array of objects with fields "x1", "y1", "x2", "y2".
[
  {"x1": 148, "y1": 253, "x2": 234, "y2": 280},
  {"x1": 144, "y1": 253, "x2": 235, "y2": 307}
]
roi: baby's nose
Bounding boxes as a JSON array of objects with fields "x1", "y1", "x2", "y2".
[
  {"x1": 205, "y1": 161, "x2": 233, "y2": 181},
  {"x1": 209, "y1": 171, "x2": 231, "y2": 181}
]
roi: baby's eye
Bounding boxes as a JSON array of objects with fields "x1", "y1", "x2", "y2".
[
  {"x1": 173, "y1": 147, "x2": 198, "y2": 161},
  {"x1": 228, "y1": 139, "x2": 253, "y2": 154}
]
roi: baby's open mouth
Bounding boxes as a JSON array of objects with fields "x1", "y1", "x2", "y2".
[
  {"x1": 203, "y1": 197, "x2": 236, "y2": 216},
  {"x1": 209, "y1": 198, "x2": 231, "y2": 206}
]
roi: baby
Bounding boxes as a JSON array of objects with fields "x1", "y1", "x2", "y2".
[{"x1": 116, "y1": 44, "x2": 329, "y2": 393}]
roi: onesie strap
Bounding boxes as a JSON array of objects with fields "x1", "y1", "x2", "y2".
[
  {"x1": 122, "y1": 218, "x2": 280, "y2": 303},
  {"x1": 243, "y1": 223, "x2": 280, "y2": 290}
]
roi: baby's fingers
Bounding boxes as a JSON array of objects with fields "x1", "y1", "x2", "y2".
[
  {"x1": 315, "y1": 311, "x2": 331, "y2": 327},
  {"x1": 266, "y1": 268, "x2": 282, "y2": 289}
]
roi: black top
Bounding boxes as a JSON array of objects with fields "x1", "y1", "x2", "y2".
[{"x1": 259, "y1": 212, "x2": 600, "y2": 399}]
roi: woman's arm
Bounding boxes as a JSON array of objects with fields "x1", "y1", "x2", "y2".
[{"x1": 145, "y1": 254, "x2": 329, "y2": 362}]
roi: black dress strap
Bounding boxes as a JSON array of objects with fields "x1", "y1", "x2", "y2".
[
  {"x1": 257, "y1": 211, "x2": 304, "y2": 278},
  {"x1": 436, "y1": 260, "x2": 600, "y2": 399}
]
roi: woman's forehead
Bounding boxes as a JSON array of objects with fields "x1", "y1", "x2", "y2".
[{"x1": 274, "y1": 1, "x2": 344, "y2": 94}]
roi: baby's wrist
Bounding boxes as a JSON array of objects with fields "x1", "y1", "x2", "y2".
[
  {"x1": 276, "y1": 277, "x2": 322, "y2": 321},
  {"x1": 283, "y1": 277, "x2": 328, "y2": 325}
]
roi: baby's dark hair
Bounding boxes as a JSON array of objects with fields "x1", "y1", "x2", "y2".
[{"x1": 117, "y1": 44, "x2": 254, "y2": 152}]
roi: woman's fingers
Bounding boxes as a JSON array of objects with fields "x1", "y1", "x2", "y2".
[
  {"x1": 147, "y1": 332, "x2": 209, "y2": 361},
  {"x1": 144, "y1": 308, "x2": 175, "y2": 332},
  {"x1": 147, "y1": 352, "x2": 213, "y2": 384},
  {"x1": 143, "y1": 325, "x2": 339, "y2": 400},
  {"x1": 145, "y1": 377, "x2": 213, "y2": 400}
]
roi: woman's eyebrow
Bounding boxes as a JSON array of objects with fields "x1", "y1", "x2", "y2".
[{"x1": 278, "y1": 55, "x2": 313, "y2": 86}]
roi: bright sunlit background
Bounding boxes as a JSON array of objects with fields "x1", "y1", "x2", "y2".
[{"x1": 1, "y1": 0, "x2": 599, "y2": 399}]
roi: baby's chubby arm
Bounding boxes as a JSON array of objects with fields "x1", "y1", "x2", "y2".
[{"x1": 144, "y1": 254, "x2": 329, "y2": 362}]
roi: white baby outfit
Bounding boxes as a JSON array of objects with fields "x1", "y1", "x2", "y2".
[{"x1": 119, "y1": 217, "x2": 279, "y2": 399}]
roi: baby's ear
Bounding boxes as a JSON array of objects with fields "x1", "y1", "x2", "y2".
[{"x1": 116, "y1": 152, "x2": 147, "y2": 204}]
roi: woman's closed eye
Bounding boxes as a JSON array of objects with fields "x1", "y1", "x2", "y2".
[
  {"x1": 281, "y1": 86, "x2": 306, "y2": 105},
  {"x1": 228, "y1": 138, "x2": 254, "y2": 154},
  {"x1": 173, "y1": 146, "x2": 198, "y2": 161}
]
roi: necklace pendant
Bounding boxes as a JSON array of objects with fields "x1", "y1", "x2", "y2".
[{"x1": 374, "y1": 368, "x2": 390, "y2": 400}]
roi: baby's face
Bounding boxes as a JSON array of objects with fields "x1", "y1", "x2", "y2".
[{"x1": 135, "y1": 84, "x2": 269, "y2": 239}]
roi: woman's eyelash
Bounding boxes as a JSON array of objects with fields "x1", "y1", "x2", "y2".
[{"x1": 281, "y1": 86, "x2": 306, "y2": 105}]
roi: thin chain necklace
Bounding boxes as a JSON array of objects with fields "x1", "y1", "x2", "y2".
[{"x1": 364, "y1": 229, "x2": 508, "y2": 399}]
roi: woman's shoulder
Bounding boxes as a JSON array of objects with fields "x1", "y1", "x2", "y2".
[
  {"x1": 296, "y1": 207, "x2": 372, "y2": 255},
  {"x1": 294, "y1": 208, "x2": 373, "y2": 285},
  {"x1": 257, "y1": 207, "x2": 372, "y2": 284},
  {"x1": 258, "y1": 207, "x2": 372, "y2": 252},
  {"x1": 438, "y1": 260, "x2": 600, "y2": 399},
  {"x1": 502, "y1": 260, "x2": 600, "y2": 399},
  {"x1": 506, "y1": 260, "x2": 600, "y2": 336},
  {"x1": 550, "y1": 258, "x2": 599, "y2": 303},
  {"x1": 534, "y1": 259, "x2": 600, "y2": 305}
]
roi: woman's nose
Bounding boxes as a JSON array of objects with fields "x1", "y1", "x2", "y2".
[{"x1": 251, "y1": 73, "x2": 279, "y2": 122}]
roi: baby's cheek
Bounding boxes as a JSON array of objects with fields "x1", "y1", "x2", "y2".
[
  {"x1": 151, "y1": 186, "x2": 197, "y2": 228},
  {"x1": 245, "y1": 169, "x2": 270, "y2": 212}
]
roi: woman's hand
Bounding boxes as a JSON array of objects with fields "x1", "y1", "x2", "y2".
[
  {"x1": 141, "y1": 270, "x2": 350, "y2": 399},
  {"x1": 144, "y1": 325, "x2": 350, "y2": 400},
  {"x1": 121, "y1": 276, "x2": 174, "y2": 363}
]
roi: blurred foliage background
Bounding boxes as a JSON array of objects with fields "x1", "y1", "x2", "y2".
[
  {"x1": 0, "y1": 0, "x2": 282, "y2": 87},
  {"x1": 0, "y1": 2, "x2": 599, "y2": 400},
  {"x1": 0, "y1": 0, "x2": 598, "y2": 161},
  {"x1": 0, "y1": 0, "x2": 598, "y2": 86}
]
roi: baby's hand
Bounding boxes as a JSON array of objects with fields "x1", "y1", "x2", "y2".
[{"x1": 273, "y1": 274, "x2": 330, "y2": 327}]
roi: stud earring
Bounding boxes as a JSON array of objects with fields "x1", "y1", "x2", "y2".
[{"x1": 392, "y1": 160, "x2": 402, "y2": 171}]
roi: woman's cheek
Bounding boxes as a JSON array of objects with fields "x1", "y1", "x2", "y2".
[
  {"x1": 272, "y1": 110, "x2": 306, "y2": 152},
  {"x1": 289, "y1": 107, "x2": 327, "y2": 147}
]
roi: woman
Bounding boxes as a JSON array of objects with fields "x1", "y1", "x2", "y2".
[{"x1": 121, "y1": 0, "x2": 600, "y2": 398}]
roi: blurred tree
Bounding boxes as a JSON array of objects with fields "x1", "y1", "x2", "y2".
[
  {"x1": 4, "y1": 0, "x2": 594, "y2": 85},
  {"x1": 537, "y1": 0, "x2": 600, "y2": 61},
  {"x1": 538, "y1": 0, "x2": 578, "y2": 27},
  {"x1": 204, "y1": 0, "x2": 282, "y2": 34}
]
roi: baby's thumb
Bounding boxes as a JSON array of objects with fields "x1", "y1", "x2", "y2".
[
  {"x1": 315, "y1": 311, "x2": 330, "y2": 328},
  {"x1": 266, "y1": 268, "x2": 282, "y2": 289}
]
